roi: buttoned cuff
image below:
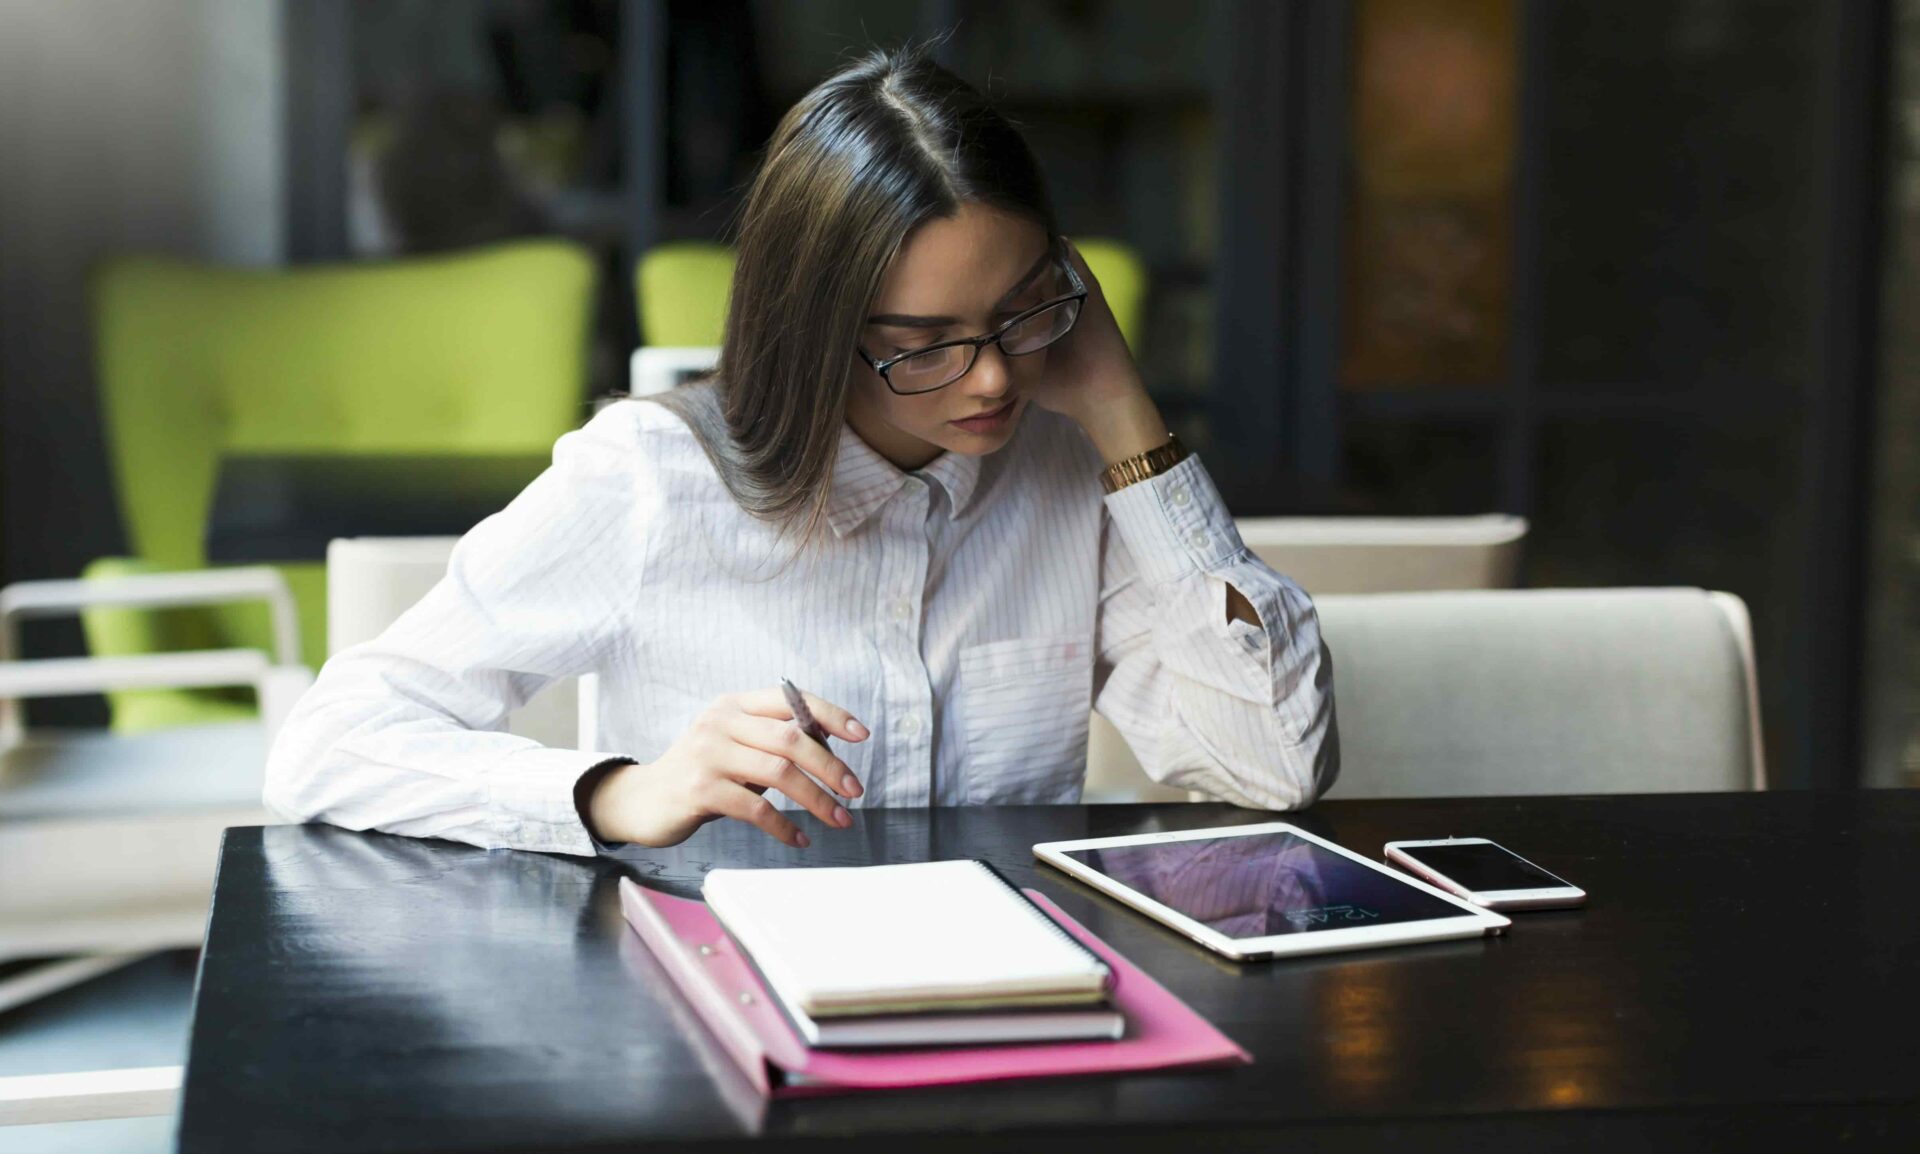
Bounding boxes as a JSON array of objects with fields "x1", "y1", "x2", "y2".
[
  {"x1": 485, "y1": 747, "x2": 635, "y2": 857},
  {"x1": 1102, "y1": 454, "x2": 1245, "y2": 586}
]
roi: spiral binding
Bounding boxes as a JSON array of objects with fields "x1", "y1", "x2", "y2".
[{"x1": 970, "y1": 859, "x2": 1113, "y2": 986}]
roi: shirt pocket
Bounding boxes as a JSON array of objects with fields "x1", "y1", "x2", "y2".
[{"x1": 957, "y1": 636, "x2": 1093, "y2": 804}]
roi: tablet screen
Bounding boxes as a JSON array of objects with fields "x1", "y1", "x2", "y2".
[{"x1": 1062, "y1": 831, "x2": 1468, "y2": 938}]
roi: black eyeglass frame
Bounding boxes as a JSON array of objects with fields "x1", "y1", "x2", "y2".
[{"x1": 857, "y1": 254, "x2": 1090, "y2": 396}]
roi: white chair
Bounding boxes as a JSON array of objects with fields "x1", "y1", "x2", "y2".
[
  {"x1": 1, "y1": 552, "x2": 575, "y2": 1131},
  {"x1": 0, "y1": 1067, "x2": 181, "y2": 1127},
  {"x1": 1315, "y1": 587, "x2": 1763, "y2": 797},
  {"x1": 0, "y1": 569, "x2": 312, "y2": 1003},
  {"x1": 1084, "y1": 515, "x2": 1528, "y2": 802},
  {"x1": 629, "y1": 345, "x2": 719, "y2": 398},
  {"x1": 1237, "y1": 513, "x2": 1527, "y2": 593},
  {"x1": 1087, "y1": 585, "x2": 1760, "y2": 804}
]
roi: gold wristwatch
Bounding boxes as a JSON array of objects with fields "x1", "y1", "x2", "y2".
[{"x1": 1101, "y1": 433, "x2": 1190, "y2": 494}]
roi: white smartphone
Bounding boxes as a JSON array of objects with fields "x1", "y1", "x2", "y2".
[{"x1": 1383, "y1": 838, "x2": 1586, "y2": 911}]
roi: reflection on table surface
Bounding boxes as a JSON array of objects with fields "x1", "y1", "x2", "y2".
[{"x1": 177, "y1": 795, "x2": 1920, "y2": 1152}]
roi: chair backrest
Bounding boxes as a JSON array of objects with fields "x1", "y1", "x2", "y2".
[
  {"x1": 637, "y1": 242, "x2": 735, "y2": 346},
  {"x1": 629, "y1": 346, "x2": 720, "y2": 397},
  {"x1": 1315, "y1": 588, "x2": 1764, "y2": 798},
  {"x1": 90, "y1": 241, "x2": 597, "y2": 692},
  {"x1": 1085, "y1": 515, "x2": 1527, "y2": 803},
  {"x1": 325, "y1": 537, "x2": 586, "y2": 749},
  {"x1": 325, "y1": 538, "x2": 464, "y2": 657},
  {"x1": 1074, "y1": 238, "x2": 1147, "y2": 352},
  {"x1": 94, "y1": 241, "x2": 597, "y2": 575},
  {"x1": 1237, "y1": 514, "x2": 1527, "y2": 595}
]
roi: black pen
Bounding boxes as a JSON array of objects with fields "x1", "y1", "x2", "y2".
[{"x1": 780, "y1": 676, "x2": 832, "y2": 749}]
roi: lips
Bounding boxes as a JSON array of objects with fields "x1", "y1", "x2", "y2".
[{"x1": 952, "y1": 398, "x2": 1016, "y2": 426}]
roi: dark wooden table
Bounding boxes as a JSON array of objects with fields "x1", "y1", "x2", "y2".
[
  {"x1": 204, "y1": 454, "x2": 549, "y2": 563},
  {"x1": 176, "y1": 793, "x2": 1920, "y2": 1152}
]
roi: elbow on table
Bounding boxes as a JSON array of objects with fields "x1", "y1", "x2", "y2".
[
  {"x1": 262, "y1": 705, "x2": 337, "y2": 825},
  {"x1": 262, "y1": 740, "x2": 312, "y2": 825},
  {"x1": 1287, "y1": 636, "x2": 1341, "y2": 808},
  {"x1": 1304, "y1": 704, "x2": 1341, "y2": 806},
  {"x1": 1258, "y1": 690, "x2": 1341, "y2": 812}
]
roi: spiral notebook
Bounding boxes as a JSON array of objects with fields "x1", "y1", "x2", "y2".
[{"x1": 701, "y1": 859, "x2": 1112, "y2": 1020}]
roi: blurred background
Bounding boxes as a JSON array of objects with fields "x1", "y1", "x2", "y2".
[{"x1": 0, "y1": 0, "x2": 1911, "y2": 795}]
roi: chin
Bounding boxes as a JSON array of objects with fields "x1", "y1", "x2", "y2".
[{"x1": 942, "y1": 398, "x2": 1026, "y2": 456}]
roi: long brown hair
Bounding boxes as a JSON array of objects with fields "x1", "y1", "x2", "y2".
[{"x1": 647, "y1": 44, "x2": 1058, "y2": 538}]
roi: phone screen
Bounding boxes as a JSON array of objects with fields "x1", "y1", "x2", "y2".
[{"x1": 1399, "y1": 842, "x2": 1574, "y2": 893}]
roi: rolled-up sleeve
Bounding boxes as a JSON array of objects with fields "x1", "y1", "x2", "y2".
[
  {"x1": 263, "y1": 411, "x2": 650, "y2": 857},
  {"x1": 1093, "y1": 454, "x2": 1339, "y2": 809}
]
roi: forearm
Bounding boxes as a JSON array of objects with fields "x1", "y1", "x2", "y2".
[
  {"x1": 1077, "y1": 386, "x2": 1170, "y2": 466},
  {"x1": 1076, "y1": 391, "x2": 1256, "y2": 627},
  {"x1": 264, "y1": 648, "x2": 616, "y2": 856},
  {"x1": 1094, "y1": 455, "x2": 1339, "y2": 806}
]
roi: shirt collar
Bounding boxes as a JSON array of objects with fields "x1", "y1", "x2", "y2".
[
  {"x1": 824, "y1": 422, "x2": 989, "y2": 537},
  {"x1": 917, "y1": 447, "x2": 984, "y2": 518}
]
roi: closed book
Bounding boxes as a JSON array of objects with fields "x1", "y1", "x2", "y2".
[
  {"x1": 787, "y1": 1003, "x2": 1126, "y2": 1049},
  {"x1": 701, "y1": 859, "x2": 1112, "y2": 1020}
]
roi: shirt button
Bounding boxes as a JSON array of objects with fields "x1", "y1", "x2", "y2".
[
  {"x1": 899, "y1": 714, "x2": 924, "y2": 738},
  {"x1": 1188, "y1": 529, "x2": 1210, "y2": 551},
  {"x1": 1170, "y1": 485, "x2": 1191, "y2": 507},
  {"x1": 1243, "y1": 632, "x2": 1262, "y2": 649},
  {"x1": 891, "y1": 599, "x2": 913, "y2": 622}
]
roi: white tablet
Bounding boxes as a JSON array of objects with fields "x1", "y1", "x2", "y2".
[{"x1": 1034, "y1": 822, "x2": 1512, "y2": 961}]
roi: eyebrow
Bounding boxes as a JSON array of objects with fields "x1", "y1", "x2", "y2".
[{"x1": 866, "y1": 247, "x2": 1054, "y2": 329}]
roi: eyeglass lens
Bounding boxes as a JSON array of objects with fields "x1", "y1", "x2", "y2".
[{"x1": 888, "y1": 297, "x2": 1084, "y2": 393}]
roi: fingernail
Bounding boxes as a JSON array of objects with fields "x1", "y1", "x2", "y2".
[
  {"x1": 795, "y1": 831, "x2": 811, "y2": 848},
  {"x1": 833, "y1": 805, "x2": 851, "y2": 828},
  {"x1": 842, "y1": 774, "x2": 862, "y2": 797},
  {"x1": 848, "y1": 718, "x2": 870, "y2": 740}
]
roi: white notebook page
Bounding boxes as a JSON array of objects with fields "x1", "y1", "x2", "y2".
[{"x1": 702, "y1": 860, "x2": 1108, "y2": 1015}]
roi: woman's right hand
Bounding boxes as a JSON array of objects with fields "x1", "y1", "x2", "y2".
[{"x1": 584, "y1": 687, "x2": 869, "y2": 848}]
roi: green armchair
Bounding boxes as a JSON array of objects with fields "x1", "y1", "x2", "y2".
[{"x1": 87, "y1": 240, "x2": 598, "y2": 732}]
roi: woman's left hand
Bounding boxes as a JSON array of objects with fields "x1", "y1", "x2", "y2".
[{"x1": 1027, "y1": 242, "x2": 1170, "y2": 464}]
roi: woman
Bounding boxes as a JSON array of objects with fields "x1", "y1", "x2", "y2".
[{"x1": 265, "y1": 45, "x2": 1338, "y2": 857}]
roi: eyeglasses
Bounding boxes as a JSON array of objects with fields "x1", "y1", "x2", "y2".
[{"x1": 858, "y1": 255, "x2": 1089, "y2": 396}]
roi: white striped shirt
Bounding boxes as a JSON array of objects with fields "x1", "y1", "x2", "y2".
[{"x1": 265, "y1": 400, "x2": 1339, "y2": 856}]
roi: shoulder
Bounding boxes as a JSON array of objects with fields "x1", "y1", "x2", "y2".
[
  {"x1": 558, "y1": 396, "x2": 698, "y2": 467},
  {"x1": 551, "y1": 397, "x2": 724, "y2": 499}
]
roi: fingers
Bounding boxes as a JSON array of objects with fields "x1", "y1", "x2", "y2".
[
  {"x1": 734, "y1": 687, "x2": 870, "y2": 744},
  {"x1": 729, "y1": 713, "x2": 862, "y2": 801},
  {"x1": 722, "y1": 722, "x2": 854, "y2": 829},
  {"x1": 706, "y1": 780, "x2": 808, "y2": 848},
  {"x1": 697, "y1": 687, "x2": 868, "y2": 846}
]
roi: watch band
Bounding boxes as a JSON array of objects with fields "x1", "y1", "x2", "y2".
[{"x1": 1101, "y1": 433, "x2": 1190, "y2": 495}]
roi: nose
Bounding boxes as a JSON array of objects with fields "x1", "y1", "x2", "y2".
[{"x1": 965, "y1": 341, "x2": 1013, "y2": 399}]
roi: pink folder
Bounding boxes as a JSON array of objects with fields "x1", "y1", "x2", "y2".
[{"x1": 618, "y1": 877, "x2": 1251, "y2": 1098}]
